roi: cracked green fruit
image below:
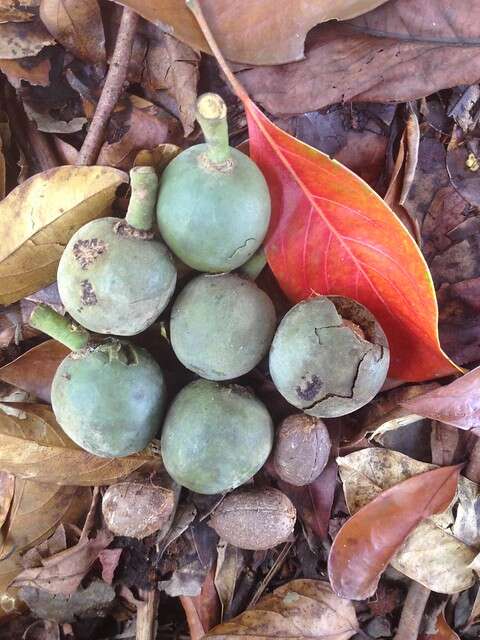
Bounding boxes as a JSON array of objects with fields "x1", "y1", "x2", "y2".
[
  {"x1": 58, "y1": 167, "x2": 177, "y2": 336},
  {"x1": 156, "y1": 93, "x2": 271, "y2": 273},
  {"x1": 269, "y1": 296, "x2": 389, "y2": 418},
  {"x1": 161, "y1": 379, "x2": 273, "y2": 494},
  {"x1": 170, "y1": 273, "x2": 276, "y2": 380},
  {"x1": 52, "y1": 340, "x2": 166, "y2": 457}
]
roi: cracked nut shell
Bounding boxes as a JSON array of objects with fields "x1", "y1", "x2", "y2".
[
  {"x1": 209, "y1": 487, "x2": 296, "y2": 550},
  {"x1": 273, "y1": 414, "x2": 331, "y2": 486},
  {"x1": 269, "y1": 296, "x2": 389, "y2": 418},
  {"x1": 170, "y1": 273, "x2": 276, "y2": 380}
]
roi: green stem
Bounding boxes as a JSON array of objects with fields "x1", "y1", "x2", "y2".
[
  {"x1": 196, "y1": 93, "x2": 230, "y2": 165},
  {"x1": 239, "y1": 247, "x2": 267, "y2": 281},
  {"x1": 125, "y1": 166, "x2": 159, "y2": 231},
  {"x1": 30, "y1": 304, "x2": 90, "y2": 351}
]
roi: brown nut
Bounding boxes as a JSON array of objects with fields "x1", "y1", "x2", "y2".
[
  {"x1": 209, "y1": 487, "x2": 296, "y2": 550},
  {"x1": 102, "y1": 481, "x2": 175, "y2": 539},
  {"x1": 273, "y1": 413, "x2": 331, "y2": 486}
]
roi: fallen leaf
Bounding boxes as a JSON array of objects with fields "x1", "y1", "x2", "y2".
[
  {"x1": 238, "y1": 0, "x2": 480, "y2": 115},
  {"x1": 446, "y1": 131, "x2": 480, "y2": 208},
  {"x1": 0, "y1": 17, "x2": 53, "y2": 59},
  {"x1": 0, "y1": 55, "x2": 51, "y2": 88},
  {"x1": 19, "y1": 580, "x2": 115, "y2": 623},
  {"x1": 328, "y1": 462, "x2": 461, "y2": 599},
  {"x1": 11, "y1": 526, "x2": 113, "y2": 595},
  {"x1": 134, "y1": 143, "x2": 181, "y2": 173},
  {"x1": 0, "y1": 479, "x2": 91, "y2": 560},
  {"x1": 431, "y1": 421, "x2": 464, "y2": 467},
  {"x1": 144, "y1": 31, "x2": 199, "y2": 136},
  {"x1": 39, "y1": 0, "x2": 106, "y2": 64},
  {"x1": 23, "y1": 101, "x2": 87, "y2": 134},
  {"x1": 420, "y1": 611, "x2": 460, "y2": 640},
  {"x1": 214, "y1": 542, "x2": 244, "y2": 619},
  {"x1": 0, "y1": 403, "x2": 159, "y2": 485},
  {"x1": 0, "y1": 1, "x2": 39, "y2": 21},
  {"x1": 116, "y1": 0, "x2": 388, "y2": 65},
  {"x1": 206, "y1": 579, "x2": 358, "y2": 640},
  {"x1": 96, "y1": 95, "x2": 181, "y2": 170},
  {"x1": 0, "y1": 340, "x2": 69, "y2": 402},
  {"x1": 336, "y1": 448, "x2": 476, "y2": 593},
  {"x1": 181, "y1": 569, "x2": 220, "y2": 638},
  {"x1": 0, "y1": 472, "x2": 14, "y2": 530},
  {"x1": 0, "y1": 165, "x2": 128, "y2": 304},
  {"x1": 401, "y1": 368, "x2": 480, "y2": 433},
  {"x1": 209, "y1": 68, "x2": 457, "y2": 380},
  {"x1": 23, "y1": 619, "x2": 60, "y2": 640}
]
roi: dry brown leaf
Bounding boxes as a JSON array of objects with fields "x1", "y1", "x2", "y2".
[
  {"x1": 97, "y1": 95, "x2": 181, "y2": 169},
  {"x1": 39, "y1": 0, "x2": 106, "y2": 64},
  {"x1": 0, "y1": 165, "x2": 128, "y2": 304},
  {"x1": 0, "y1": 472, "x2": 14, "y2": 530},
  {"x1": 0, "y1": 56, "x2": 51, "y2": 88},
  {"x1": 0, "y1": 0, "x2": 39, "y2": 21},
  {"x1": 206, "y1": 579, "x2": 358, "y2": 640},
  {"x1": 238, "y1": 0, "x2": 480, "y2": 115},
  {"x1": 144, "y1": 32, "x2": 199, "y2": 135},
  {"x1": 0, "y1": 340, "x2": 68, "y2": 402},
  {"x1": 338, "y1": 448, "x2": 477, "y2": 593},
  {"x1": 117, "y1": 0, "x2": 388, "y2": 65},
  {"x1": 134, "y1": 143, "x2": 181, "y2": 173},
  {"x1": 11, "y1": 527, "x2": 113, "y2": 595},
  {"x1": 0, "y1": 478, "x2": 91, "y2": 561},
  {"x1": 0, "y1": 403, "x2": 160, "y2": 485},
  {"x1": 0, "y1": 17, "x2": 53, "y2": 59}
]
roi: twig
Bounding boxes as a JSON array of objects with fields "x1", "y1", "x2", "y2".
[
  {"x1": 76, "y1": 7, "x2": 139, "y2": 166},
  {"x1": 180, "y1": 595, "x2": 206, "y2": 640},
  {"x1": 394, "y1": 581, "x2": 431, "y2": 640},
  {"x1": 136, "y1": 589, "x2": 159, "y2": 640}
]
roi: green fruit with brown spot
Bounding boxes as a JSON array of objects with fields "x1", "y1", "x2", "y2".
[{"x1": 161, "y1": 379, "x2": 273, "y2": 494}]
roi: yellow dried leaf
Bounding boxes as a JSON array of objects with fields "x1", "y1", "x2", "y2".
[
  {"x1": 0, "y1": 404, "x2": 160, "y2": 485},
  {"x1": 0, "y1": 165, "x2": 128, "y2": 304}
]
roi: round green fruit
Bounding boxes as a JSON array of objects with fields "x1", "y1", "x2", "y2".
[
  {"x1": 52, "y1": 340, "x2": 166, "y2": 457},
  {"x1": 58, "y1": 217, "x2": 176, "y2": 336},
  {"x1": 170, "y1": 273, "x2": 276, "y2": 380},
  {"x1": 269, "y1": 296, "x2": 389, "y2": 418},
  {"x1": 157, "y1": 145, "x2": 271, "y2": 272},
  {"x1": 161, "y1": 379, "x2": 273, "y2": 494}
]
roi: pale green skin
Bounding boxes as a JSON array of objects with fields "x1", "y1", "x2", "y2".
[
  {"x1": 58, "y1": 218, "x2": 177, "y2": 336},
  {"x1": 171, "y1": 273, "x2": 276, "y2": 381},
  {"x1": 269, "y1": 296, "x2": 390, "y2": 418},
  {"x1": 156, "y1": 145, "x2": 271, "y2": 273},
  {"x1": 161, "y1": 380, "x2": 273, "y2": 494},
  {"x1": 52, "y1": 341, "x2": 166, "y2": 457}
]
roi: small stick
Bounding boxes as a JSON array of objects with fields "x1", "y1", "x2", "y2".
[
  {"x1": 393, "y1": 580, "x2": 431, "y2": 640},
  {"x1": 136, "y1": 589, "x2": 159, "y2": 640},
  {"x1": 76, "y1": 7, "x2": 139, "y2": 166}
]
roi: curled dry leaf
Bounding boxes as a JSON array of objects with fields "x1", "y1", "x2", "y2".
[
  {"x1": 328, "y1": 461, "x2": 461, "y2": 599},
  {"x1": 238, "y1": 0, "x2": 480, "y2": 115},
  {"x1": 336, "y1": 448, "x2": 476, "y2": 593},
  {"x1": 206, "y1": 579, "x2": 358, "y2": 640},
  {"x1": 0, "y1": 56, "x2": 51, "y2": 88},
  {"x1": 117, "y1": 0, "x2": 388, "y2": 65},
  {"x1": 0, "y1": 165, "x2": 128, "y2": 305},
  {"x1": 0, "y1": 1, "x2": 39, "y2": 22},
  {"x1": 39, "y1": 0, "x2": 106, "y2": 64},
  {"x1": 0, "y1": 18, "x2": 54, "y2": 59},
  {"x1": 401, "y1": 367, "x2": 480, "y2": 433},
  {"x1": 0, "y1": 340, "x2": 69, "y2": 403},
  {"x1": 0, "y1": 403, "x2": 159, "y2": 485},
  {"x1": 102, "y1": 481, "x2": 175, "y2": 539}
]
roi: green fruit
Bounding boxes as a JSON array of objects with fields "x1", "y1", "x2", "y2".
[
  {"x1": 157, "y1": 145, "x2": 271, "y2": 272},
  {"x1": 170, "y1": 273, "x2": 276, "y2": 380},
  {"x1": 58, "y1": 217, "x2": 176, "y2": 336},
  {"x1": 52, "y1": 340, "x2": 166, "y2": 457},
  {"x1": 269, "y1": 296, "x2": 389, "y2": 418},
  {"x1": 161, "y1": 380, "x2": 273, "y2": 494}
]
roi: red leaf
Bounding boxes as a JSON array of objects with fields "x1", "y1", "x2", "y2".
[
  {"x1": 0, "y1": 340, "x2": 68, "y2": 403},
  {"x1": 327, "y1": 464, "x2": 461, "y2": 600},
  {"x1": 401, "y1": 366, "x2": 480, "y2": 433},
  {"x1": 186, "y1": 1, "x2": 459, "y2": 383}
]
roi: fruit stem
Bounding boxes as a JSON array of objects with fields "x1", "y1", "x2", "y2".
[
  {"x1": 196, "y1": 93, "x2": 230, "y2": 165},
  {"x1": 239, "y1": 247, "x2": 267, "y2": 280},
  {"x1": 125, "y1": 166, "x2": 159, "y2": 231},
  {"x1": 29, "y1": 304, "x2": 90, "y2": 351}
]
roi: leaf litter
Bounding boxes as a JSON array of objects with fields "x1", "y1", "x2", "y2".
[{"x1": 0, "y1": 0, "x2": 480, "y2": 638}]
